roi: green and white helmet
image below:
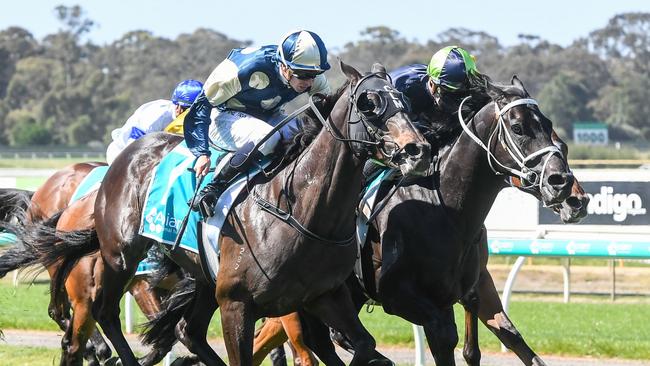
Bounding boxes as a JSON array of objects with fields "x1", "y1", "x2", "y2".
[{"x1": 426, "y1": 46, "x2": 478, "y2": 91}]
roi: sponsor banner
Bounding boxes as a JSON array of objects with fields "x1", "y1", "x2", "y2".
[
  {"x1": 539, "y1": 181, "x2": 649, "y2": 225},
  {"x1": 488, "y1": 238, "x2": 650, "y2": 258}
]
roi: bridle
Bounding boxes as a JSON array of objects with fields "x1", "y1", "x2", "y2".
[
  {"x1": 252, "y1": 71, "x2": 415, "y2": 246},
  {"x1": 457, "y1": 95, "x2": 564, "y2": 192},
  {"x1": 342, "y1": 72, "x2": 414, "y2": 165}
]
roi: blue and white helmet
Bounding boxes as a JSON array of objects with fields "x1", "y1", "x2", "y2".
[
  {"x1": 171, "y1": 79, "x2": 203, "y2": 107},
  {"x1": 278, "y1": 30, "x2": 330, "y2": 75}
]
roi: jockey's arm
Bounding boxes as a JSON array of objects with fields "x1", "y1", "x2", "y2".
[{"x1": 184, "y1": 59, "x2": 242, "y2": 158}]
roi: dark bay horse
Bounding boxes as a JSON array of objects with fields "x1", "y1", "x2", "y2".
[
  {"x1": 277, "y1": 77, "x2": 574, "y2": 366},
  {"x1": 46, "y1": 61, "x2": 431, "y2": 366},
  {"x1": 251, "y1": 174, "x2": 589, "y2": 366},
  {"x1": 0, "y1": 163, "x2": 177, "y2": 365}
]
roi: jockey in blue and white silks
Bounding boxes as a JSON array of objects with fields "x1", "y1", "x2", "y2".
[
  {"x1": 184, "y1": 30, "x2": 331, "y2": 216},
  {"x1": 106, "y1": 79, "x2": 203, "y2": 164}
]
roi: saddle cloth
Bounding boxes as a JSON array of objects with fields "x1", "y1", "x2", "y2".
[{"x1": 140, "y1": 140, "x2": 270, "y2": 280}]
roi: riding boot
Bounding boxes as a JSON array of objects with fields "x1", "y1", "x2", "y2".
[{"x1": 192, "y1": 162, "x2": 241, "y2": 217}]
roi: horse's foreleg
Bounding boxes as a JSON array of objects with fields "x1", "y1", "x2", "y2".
[
  {"x1": 476, "y1": 269, "x2": 546, "y2": 366},
  {"x1": 219, "y1": 298, "x2": 256, "y2": 366},
  {"x1": 252, "y1": 317, "x2": 288, "y2": 365},
  {"x1": 423, "y1": 306, "x2": 458, "y2": 366},
  {"x1": 306, "y1": 285, "x2": 392, "y2": 366},
  {"x1": 461, "y1": 290, "x2": 480, "y2": 366},
  {"x1": 176, "y1": 281, "x2": 226, "y2": 366},
  {"x1": 280, "y1": 313, "x2": 318, "y2": 366}
]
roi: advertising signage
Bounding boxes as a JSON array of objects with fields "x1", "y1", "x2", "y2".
[{"x1": 539, "y1": 181, "x2": 649, "y2": 225}]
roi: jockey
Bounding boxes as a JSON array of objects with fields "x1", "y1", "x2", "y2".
[
  {"x1": 184, "y1": 29, "x2": 331, "y2": 215},
  {"x1": 361, "y1": 46, "x2": 487, "y2": 182},
  {"x1": 390, "y1": 45, "x2": 485, "y2": 117},
  {"x1": 106, "y1": 79, "x2": 203, "y2": 164}
]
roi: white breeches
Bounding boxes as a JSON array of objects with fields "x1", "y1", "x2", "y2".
[{"x1": 208, "y1": 110, "x2": 299, "y2": 156}]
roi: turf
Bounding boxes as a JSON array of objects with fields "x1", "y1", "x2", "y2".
[{"x1": 1, "y1": 278, "x2": 649, "y2": 359}]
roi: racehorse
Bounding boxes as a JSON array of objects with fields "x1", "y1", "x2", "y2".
[
  {"x1": 43, "y1": 61, "x2": 431, "y2": 366},
  {"x1": 0, "y1": 163, "x2": 178, "y2": 365},
  {"x1": 251, "y1": 177, "x2": 589, "y2": 366},
  {"x1": 251, "y1": 128, "x2": 589, "y2": 366},
  {"x1": 266, "y1": 76, "x2": 574, "y2": 366}
]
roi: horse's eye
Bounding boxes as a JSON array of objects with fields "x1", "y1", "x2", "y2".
[{"x1": 511, "y1": 123, "x2": 523, "y2": 135}]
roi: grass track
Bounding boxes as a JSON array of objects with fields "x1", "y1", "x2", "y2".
[{"x1": 1, "y1": 279, "x2": 649, "y2": 360}]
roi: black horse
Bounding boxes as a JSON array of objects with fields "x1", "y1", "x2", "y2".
[
  {"x1": 294, "y1": 76, "x2": 574, "y2": 366},
  {"x1": 41, "y1": 61, "x2": 431, "y2": 366}
]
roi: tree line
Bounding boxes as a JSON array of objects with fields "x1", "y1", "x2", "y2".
[{"x1": 0, "y1": 5, "x2": 648, "y2": 147}]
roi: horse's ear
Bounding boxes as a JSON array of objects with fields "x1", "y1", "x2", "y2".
[
  {"x1": 371, "y1": 63, "x2": 387, "y2": 78},
  {"x1": 511, "y1": 75, "x2": 530, "y2": 96},
  {"x1": 485, "y1": 79, "x2": 502, "y2": 100},
  {"x1": 340, "y1": 59, "x2": 362, "y2": 84}
]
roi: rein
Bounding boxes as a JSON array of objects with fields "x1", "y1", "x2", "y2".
[
  {"x1": 457, "y1": 96, "x2": 563, "y2": 192},
  {"x1": 249, "y1": 73, "x2": 411, "y2": 246}
]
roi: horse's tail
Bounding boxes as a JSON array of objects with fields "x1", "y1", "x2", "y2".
[
  {"x1": 0, "y1": 188, "x2": 33, "y2": 223},
  {"x1": 140, "y1": 276, "x2": 196, "y2": 351},
  {"x1": 0, "y1": 211, "x2": 62, "y2": 278},
  {"x1": 45, "y1": 228, "x2": 99, "y2": 309}
]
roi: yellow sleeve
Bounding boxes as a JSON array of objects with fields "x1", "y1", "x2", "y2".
[
  {"x1": 203, "y1": 59, "x2": 242, "y2": 106},
  {"x1": 164, "y1": 110, "x2": 188, "y2": 135}
]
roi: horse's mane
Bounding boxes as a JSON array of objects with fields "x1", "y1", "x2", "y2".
[
  {"x1": 419, "y1": 73, "x2": 527, "y2": 149},
  {"x1": 279, "y1": 81, "x2": 350, "y2": 162}
]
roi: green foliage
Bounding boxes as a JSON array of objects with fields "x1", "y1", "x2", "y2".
[
  {"x1": 0, "y1": 7, "x2": 649, "y2": 148},
  {"x1": 6, "y1": 110, "x2": 51, "y2": 146}
]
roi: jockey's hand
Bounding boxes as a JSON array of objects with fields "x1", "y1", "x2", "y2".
[{"x1": 194, "y1": 154, "x2": 211, "y2": 177}]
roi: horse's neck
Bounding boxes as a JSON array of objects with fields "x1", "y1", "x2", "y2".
[
  {"x1": 438, "y1": 106, "x2": 505, "y2": 238},
  {"x1": 277, "y1": 111, "x2": 362, "y2": 236}
]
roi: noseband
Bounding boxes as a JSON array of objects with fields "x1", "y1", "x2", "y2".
[
  {"x1": 457, "y1": 96, "x2": 564, "y2": 191},
  {"x1": 344, "y1": 72, "x2": 412, "y2": 163}
]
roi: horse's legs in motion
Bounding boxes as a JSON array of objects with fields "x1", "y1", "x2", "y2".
[
  {"x1": 219, "y1": 297, "x2": 257, "y2": 366},
  {"x1": 461, "y1": 290, "x2": 480, "y2": 366},
  {"x1": 253, "y1": 317, "x2": 287, "y2": 365},
  {"x1": 92, "y1": 239, "x2": 145, "y2": 365},
  {"x1": 252, "y1": 313, "x2": 318, "y2": 366},
  {"x1": 305, "y1": 285, "x2": 391, "y2": 366},
  {"x1": 280, "y1": 313, "x2": 318, "y2": 366},
  {"x1": 176, "y1": 281, "x2": 226, "y2": 366},
  {"x1": 129, "y1": 276, "x2": 170, "y2": 366},
  {"x1": 423, "y1": 307, "x2": 458, "y2": 366},
  {"x1": 475, "y1": 269, "x2": 546, "y2": 366},
  {"x1": 55, "y1": 195, "x2": 111, "y2": 366},
  {"x1": 62, "y1": 256, "x2": 104, "y2": 366}
]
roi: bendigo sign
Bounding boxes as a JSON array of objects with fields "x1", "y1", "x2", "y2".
[{"x1": 539, "y1": 181, "x2": 649, "y2": 225}]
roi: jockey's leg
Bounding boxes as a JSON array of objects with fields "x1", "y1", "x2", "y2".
[{"x1": 194, "y1": 110, "x2": 280, "y2": 216}]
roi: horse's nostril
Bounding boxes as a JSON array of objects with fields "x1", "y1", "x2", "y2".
[
  {"x1": 404, "y1": 143, "x2": 421, "y2": 157},
  {"x1": 547, "y1": 173, "x2": 566, "y2": 186},
  {"x1": 565, "y1": 197, "x2": 582, "y2": 209}
]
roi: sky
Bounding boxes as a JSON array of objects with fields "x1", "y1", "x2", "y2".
[{"x1": 1, "y1": 0, "x2": 649, "y2": 50}]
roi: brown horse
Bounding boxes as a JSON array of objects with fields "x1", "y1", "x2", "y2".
[
  {"x1": 0, "y1": 163, "x2": 176, "y2": 365},
  {"x1": 44, "y1": 61, "x2": 431, "y2": 366}
]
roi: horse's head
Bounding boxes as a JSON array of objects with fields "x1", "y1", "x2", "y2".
[
  {"x1": 469, "y1": 75, "x2": 574, "y2": 206},
  {"x1": 508, "y1": 130, "x2": 589, "y2": 223},
  {"x1": 338, "y1": 61, "x2": 431, "y2": 176}
]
